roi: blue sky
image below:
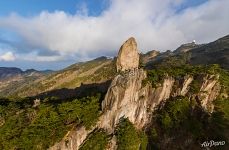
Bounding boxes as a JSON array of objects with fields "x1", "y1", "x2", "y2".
[
  {"x1": 0, "y1": 0, "x2": 229, "y2": 70},
  {"x1": 0, "y1": 0, "x2": 107, "y2": 16}
]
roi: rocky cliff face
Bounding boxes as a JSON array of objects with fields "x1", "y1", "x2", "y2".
[
  {"x1": 197, "y1": 74, "x2": 221, "y2": 112},
  {"x1": 99, "y1": 69, "x2": 148, "y2": 132},
  {"x1": 49, "y1": 126, "x2": 94, "y2": 150},
  {"x1": 49, "y1": 38, "x2": 221, "y2": 150}
]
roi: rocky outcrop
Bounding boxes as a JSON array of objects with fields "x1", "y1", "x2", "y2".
[
  {"x1": 49, "y1": 38, "x2": 222, "y2": 150},
  {"x1": 98, "y1": 69, "x2": 148, "y2": 132},
  {"x1": 33, "y1": 99, "x2": 41, "y2": 107},
  {"x1": 197, "y1": 75, "x2": 221, "y2": 113},
  {"x1": 172, "y1": 75, "x2": 193, "y2": 97},
  {"x1": 48, "y1": 126, "x2": 95, "y2": 150},
  {"x1": 116, "y1": 37, "x2": 139, "y2": 72}
]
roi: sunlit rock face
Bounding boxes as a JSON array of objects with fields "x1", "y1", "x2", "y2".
[
  {"x1": 98, "y1": 69, "x2": 148, "y2": 132},
  {"x1": 48, "y1": 126, "x2": 95, "y2": 150},
  {"x1": 197, "y1": 74, "x2": 221, "y2": 113},
  {"x1": 116, "y1": 37, "x2": 139, "y2": 72}
]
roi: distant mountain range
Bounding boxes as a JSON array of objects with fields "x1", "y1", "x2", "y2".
[{"x1": 0, "y1": 67, "x2": 53, "y2": 80}]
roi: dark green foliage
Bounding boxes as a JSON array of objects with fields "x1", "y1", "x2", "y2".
[
  {"x1": 217, "y1": 67, "x2": 229, "y2": 93},
  {"x1": 58, "y1": 96, "x2": 100, "y2": 129},
  {"x1": 139, "y1": 132, "x2": 148, "y2": 150},
  {"x1": 76, "y1": 96, "x2": 100, "y2": 129},
  {"x1": 79, "y1": 130, "x2": 109, "y2": 150},
  {"x1": 154, "y1": 53, "x2": 191, "y2": 69},
  {"x1": 0, "y1": 95, "x2": 101, "y2": 149},
  {"x1": 115, "y1": 118, "x2": 146, "y2": 150},
  {"x1": 212, "y1": 98, "x2": 229, "y2": 132},
  {"x1": 157, "y1": 96, "x2": 190, "y2": 133},
  {"x1": 189, "y1": 79, "x2": 201, "y2": 94},
  {"x1": 148, "y1": 96, "x2": 229, "y2": 149},
  {"x1": 19, "y1": 105, "x2": 67, "y2": 149},
  {"x1": 145, "y1": 65, "x2": 192, "y2": 88},
  {"x1": 0, "y1": 112, "x2": 30, "y2": 149},
  {"x1": 145, "y1": 69, "x2": 163, "y2": 88},
  {"x1": 145, "y1": 64, "x2": 228, "y2": 90}
]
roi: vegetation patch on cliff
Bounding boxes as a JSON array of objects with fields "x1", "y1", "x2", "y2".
[
  {"x1": 115, "y1": 118, "x2": 147, "y2": 150},
  {"x1": 79, "y1": 129, "x2": 109, "y2": 150},
  {"x1": 144, "y1": 64, "x2": 227, "y2": 89},
  {"x1": 147, "y1": 96, "x2": 229, "y2": 150}
]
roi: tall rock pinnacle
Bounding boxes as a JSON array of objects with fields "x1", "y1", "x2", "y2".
[{"x1": 116, "y1": 37, "x2": 139, "y2": 72}]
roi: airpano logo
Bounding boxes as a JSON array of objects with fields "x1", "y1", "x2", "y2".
[{"x1": 201, "y1": 140, "x2": 225, "y2": 148}]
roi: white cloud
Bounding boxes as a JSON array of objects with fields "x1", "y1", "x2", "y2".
[
  {"x1": 0, "y1": 0, "x2": 229, "y2": 62},
  {"x1": 0, "y1": 51, "x2": 16, "y2": 61}
]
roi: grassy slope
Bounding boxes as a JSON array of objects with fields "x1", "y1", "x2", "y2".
[{"x1": 2, "y1": 57, "x2": 116, "y2": 97}]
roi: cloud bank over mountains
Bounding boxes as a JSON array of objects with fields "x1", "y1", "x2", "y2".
[{"x1": 0, "y1": 0, "x2": 229, "y2": 65}]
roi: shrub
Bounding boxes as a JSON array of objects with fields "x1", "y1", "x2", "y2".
[{"x1": 115, "y1": 118, "x2": 145, "y2": 150}]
